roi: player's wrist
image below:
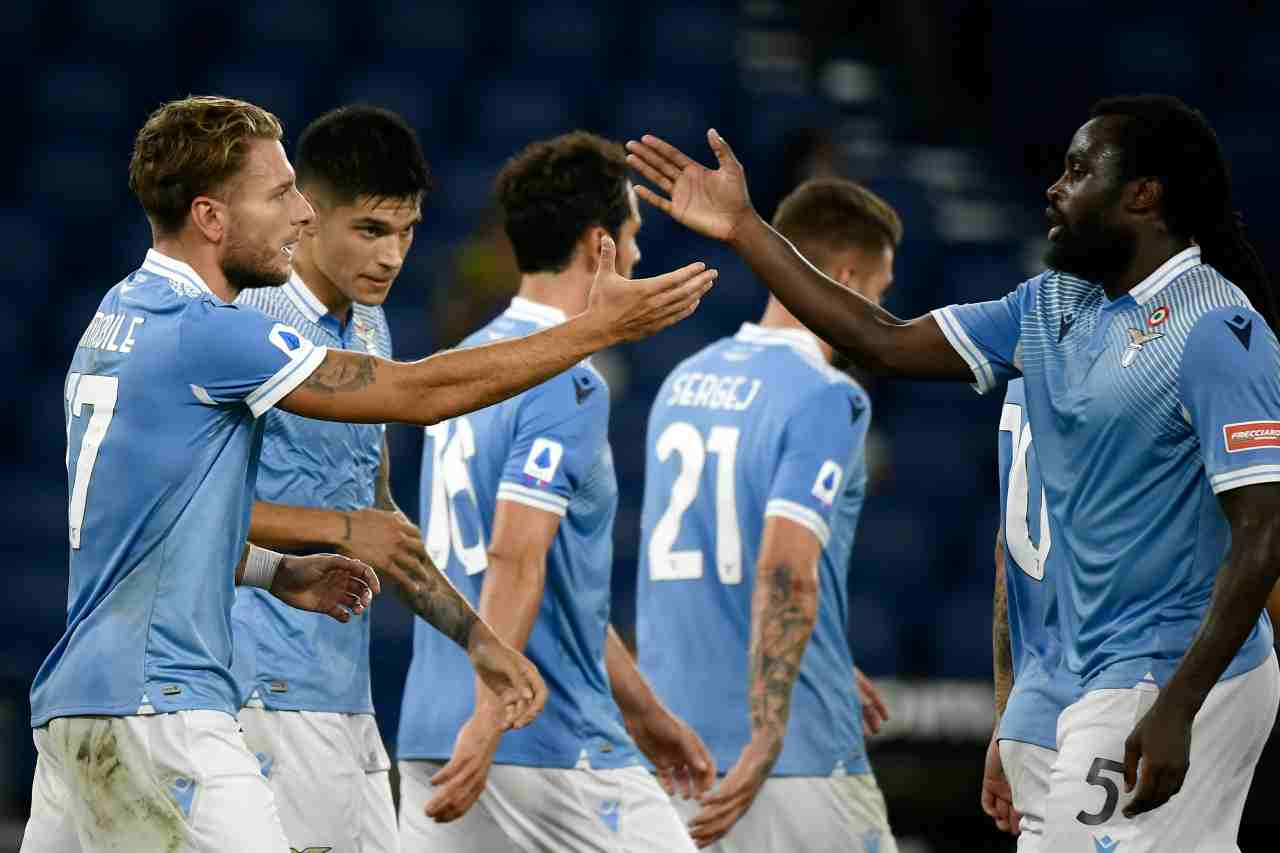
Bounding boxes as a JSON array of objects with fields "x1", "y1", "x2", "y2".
[
  {"x1": 242, "y1": 545, "x2": 283, "y2": 589},
  {"x1": 725, "y1": 207, "x2": 766, "y2": 252}
]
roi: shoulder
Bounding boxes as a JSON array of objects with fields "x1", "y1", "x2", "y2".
[{"x1": 778, "y1": 355, "x2": 869, "y2": 427}]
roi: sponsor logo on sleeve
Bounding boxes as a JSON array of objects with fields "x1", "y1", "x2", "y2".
[
  {"x1": 1223, "y1": 420, "x2": 1280, "y2": 452},
  {"x1": 811, "y1": 460, "x2": 844, "y2": 506},
  {"x1": 523, "y1": 438, "x2": 564, "y2": 484},
  {"x1": 268, "y1": 323, "x2": 306, "y2": 357}
]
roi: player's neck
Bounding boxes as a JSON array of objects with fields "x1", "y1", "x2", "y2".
[
  {"x1": 291, "y1": 248, "x2": 353, "y2": 324},
  {"x1": 1104, "y1": 233, "x2": 1194, "y2": 301},
  {"x1": 151, "y1": 235, "x2": 240, "y2": 303},
  {"x1": 514, "y1": 269, "x2": 591, "y2": 320},
  {"x1": 757, "y1": 299, "x2": 835, "y2": 363}
]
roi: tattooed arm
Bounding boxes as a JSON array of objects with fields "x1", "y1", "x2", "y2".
[
  {"x1": 689, "y1": 516, "x2": 821, "y2": 847},
  {"x1": 993, "y1": 528, "x2": 1014, "y2": 718},
  {"x1": 276, "y1": 241, "x2": 716, "y2": 427}
]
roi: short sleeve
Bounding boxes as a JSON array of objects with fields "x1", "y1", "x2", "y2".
[
  {"x1": 497, "y1": 371, "x2": 607, "y2": 517},
  {"x1": 930, "y1": 277, "x2": 1037, "y2": 394},
  {"x1": 764, "y1": 383, "x2": 870, "y2": 547},
  {"x1": 1179, "y1": 307, "x2": 1280, "y2": 494},
  {"x1": 182, "y1": 300, "x2": 326, "y2": 418}
]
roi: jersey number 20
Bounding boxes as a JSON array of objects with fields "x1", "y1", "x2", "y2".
[
  {"x1": 648, "y1": 421, "x2": 743, "y2": 585},
  {"x1": 999, "y1": 402, "x2": 1051, "y2": 579}
]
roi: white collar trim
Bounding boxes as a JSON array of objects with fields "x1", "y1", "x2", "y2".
[
  {"x1": 1130, "y1": 246, "x2": 1202, "y2": 305},
  {"x1": 505, "y1": 297, "x2": 567, "y2": 328},
  {"x1": 734, "y1": 322, "x2": 826, "y2": 362},
  {"x1": 283, "y1": 272, "x2": 328, "y2": 323},
  {"x1": 142, "y1": 249, "x2": 214, "y2": 296}
]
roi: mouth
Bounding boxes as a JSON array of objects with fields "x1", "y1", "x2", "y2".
[{"x1": 1045, "y1": 207, "x2": 1066, "y2": 240}]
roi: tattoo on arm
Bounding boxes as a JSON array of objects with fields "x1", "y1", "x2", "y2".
[
  {"x1": 395, "y1": 559, "x2": 478, "y2": 650},
  {"x1": 993, "y1": 555, "x2": 1014, "y2": 718},
  {"x1": 748, "y1": 564, "x2": 817, "y2": 771},
  {"x1": 301, "y1": 353, "x2": 378, "y2": 394}
]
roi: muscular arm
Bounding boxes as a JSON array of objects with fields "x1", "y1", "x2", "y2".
[
  {"x1": 1160, "y1": 483, "x2": 1280, "y2": 711},
  {"x1": 993, "y1": 528, "x2": 1014, "y2": 719},
  {"x1": 748, "y1": 516, "x2": 822, "y2": 763},
  {"x1": 728, "y1": 214, "x2": 971, "y2": 378}
]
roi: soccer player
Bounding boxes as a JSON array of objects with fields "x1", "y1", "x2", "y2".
[
  {"x1": 980, "y1": 378, "x2": 1080, "y2": 850},
  {"x1": 228, "y1": 104, "x2": 448, "y2": 852},
  {"x1": 636, "y1": 178, "x2": 899, "y2": 852},
  {"x1": 23, "y1": 96, "x2": 716, "y2": 853},
  {"x1": 626, "y1": 94, "x2": 1280, "y2": 851},
  {"x1": 397, "y1": 132, "x2": 714, "y2": 853}
]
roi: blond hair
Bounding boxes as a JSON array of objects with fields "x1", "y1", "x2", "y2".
[{"x1": 128, "y1": 95, "x2": 284, "y2": 233}]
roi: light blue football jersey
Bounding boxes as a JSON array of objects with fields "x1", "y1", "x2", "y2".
[
  {"x1": 397, "y1": 298, "x2": 639, "y2": 769},
  {"x1": 996, "y1": 379, "x2": 1079, "y2": 749},
  {"x1": 934, "y1": 247, "x2": 1279, "y2": 692},
  {"x1": 637, "y1": 323, "x2": 872, "y2": 777},
  {"x1": 31, "y1": 250, "x2": 325, "y2": 727},
  {"x1": 230, "y1": 274, "x2": 392, "y2": 714}
]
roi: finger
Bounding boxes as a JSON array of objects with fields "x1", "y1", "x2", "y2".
[
  {"x1": 597, "y1": 234, "x2": 616, "y2": 276},
  {"x1": 325, "y1": 604, "x2": 352, "y2": 623},
  {"x1": 692, "y1": 744, "x2": 717, "y2": 798},
  {"x1": 430, "y1": 758, "x2": 464, "y2": 787},
  {"x1": 641, "y1": 134, "x2": 697, "y2": 172},
  {"x1": 706, "y1": 128, "x2": 741, "y2": 168},
  {"x1": 656, "y1": 765, "x2": 676, "y2": 796},
  {"x1": 1123, "y1": 734, "x2": 1140, "y2": 792},
  {"x1": 637, "y1": 260, "x2": 708, "y2": 291},
  {"x1": 1011, "y1": 805, "x2": 1023, "y2": 835},
  {"x1": 633, "y1": 183, "x2": 676, "y2": 216},
  {"x1": 673, "y1": 764, "x2": 692, "y2": 801},
  {"x1": 402, "y1": 536, "x2": 429, "y2": 562},
  {"x1": 625, "y1": 151, "x2": 676, "y2": 195},
  {"x1": 644, "y1": 269, "x2": 718, "y2": 313},
  {"x1": 1123, "y1": 765, "x2": 1162, "y2": 818},
  {"x1": 980, "y1": 786, "x2": 998, "y2": 818},
  {"x1": 626, "y1": 139, "x2": 684, "y2": 183},
  {"x1": 360, "y1": 560, "x2": 381, "y2": 595}
]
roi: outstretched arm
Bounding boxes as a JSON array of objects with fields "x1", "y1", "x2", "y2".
[
  {"x1": 626, "y1": 130, "x2": 970, "y2": 379},
  {"x1": 278, "y1": 239, "x2": 715, "y2": 425}
]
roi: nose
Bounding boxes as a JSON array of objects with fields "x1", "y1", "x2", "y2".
[
  {"x1": 292, "y1": 189, "x2": 315, "y2": 227},
  {"x1": 1046, "y1": 175, "x2": 1066, "y2": 206},
  {"x1": 376, "y1": 238, "x2": 404, "y2": 271}
]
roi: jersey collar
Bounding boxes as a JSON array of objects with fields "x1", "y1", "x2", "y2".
[
  {"x1": 505, "y1": 297, "x2": 567, "y2": 328},
  {"x1": 282, "y1": 271, "x2": 329, "y2": 324},
  {"x1": 142, "y1": 249, "x2": 214, "y2": 296},
  {"x1": 1129, "y1": 246, "x2": 1202, "y2": 305},
  {"x1": 734, "y1": 322, "x2": 826, "y2": 363}
]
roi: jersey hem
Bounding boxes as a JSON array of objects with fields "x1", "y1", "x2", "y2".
[
  {"x1": 1209, "y1": 464, "x2": 1280, "y2": 494},
  {"x1": 397, "y1": 749, "x2": 643, "y2": 770},
  {"x1": 764, "y1": 499, "x2": 831, "y2": 546},
  {"x1": 31, "y1": 701, "x2": 238, "y2": 729},
  {"x1": 497, "y1": 481, "x2": 569, "y2": 516}
]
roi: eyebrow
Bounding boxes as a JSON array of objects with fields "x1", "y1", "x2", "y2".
[{"x1": 353, "y1": 215, "x2": 422, "y2": 229}]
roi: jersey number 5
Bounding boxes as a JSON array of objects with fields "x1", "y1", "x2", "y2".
[
  {"x1": 999, "y1": 402, "x2": 1051, "y2": 579},
  {"x1": 648, "y1": 422, "x2": 743, "y2": 584},
  {"x1": 65, "y1": 373, "x2": 119, "y2": 549}
]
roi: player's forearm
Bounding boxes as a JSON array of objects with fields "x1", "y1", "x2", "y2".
[
  {"x1": 248, "y1": 501, "x2": 348, "y2": 553},
  {"x1": 605, "y1": 626, "x2": 664, "y2": 723},
  {"x1": 1163, "y1": 512, "x2": 1280, "y2": 713},
  {"x1": 374, "y1": 438, "x2": 399, "y2": 513},
  {"x1": 393, "y1": 556, "x2": 480, "y2": 651},
  {"x1": 234, "y1": 543, "x2": 250, "y2": 583},
  {"x1": 727, "y1": 214, "x2": 963, "y2": 378},
  {"x1": 747, "y1": 559, "x2": 819, "y2": 750},
  {"x1": 468, "y1": 553, "x2": 546, "y2": 711},
  {"x1": 992, "y1": 531, "x2": 1014, "y2": 719}
]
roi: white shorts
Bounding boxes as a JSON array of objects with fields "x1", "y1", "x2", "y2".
[
  {"x1": 671, "y1": 772, "x2": 898, "y2": 853},
  {"x1": 998, "y1": 740, "x2": 1055, "y2": 852},
  {"x1": 21, "y1": 710, "x2": 289, "y2": 853},
  {"x1": 398, "y1": 760, "x2": 696, "y2": 853},
  {"x1": 238, "y1": 706, "x2": 396, "y2": 853},
  {"x1": 1044, "y1": 651, "x2": 1280, "y2": 853}
]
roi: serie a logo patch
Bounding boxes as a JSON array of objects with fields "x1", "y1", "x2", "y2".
[{"x1": 1223, "y1": 421, "x2": 1280, "y2": 453}]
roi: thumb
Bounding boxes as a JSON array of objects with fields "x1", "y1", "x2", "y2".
[
  {"x1": 597, "y1": 234, "x2": 616, "y2": 276},
  {"x1": 707, "y1": 128, "x2": 738, "y2": 167}
]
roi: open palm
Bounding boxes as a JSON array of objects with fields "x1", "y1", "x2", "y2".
[{"x1": 626, "y1": 130, "x2": 754, "y2": 242}]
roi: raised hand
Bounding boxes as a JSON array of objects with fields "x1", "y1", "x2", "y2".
[
  {"x1": 625, "y1": 704, "x2": 716, "y2": 801},
  {"x1": 981, "y1": 733, "x2": 1020, "y2": 835},
  {"x1": 468, "y1": 629, "x2": 548, "y2": 730},
  {"x1": 688, "y1": 735, "x2": 777, "y2": 849},
  {"x1": 855, "y1": 666, "x2": 890, "y2": 736},
  {"x1": 585, "y1": 234, "x2": 717, "y2": 345},
  {"x1": 425, "y1": 709, "x2": 503, "y2": 823},
  {"x1": 270, "y1": 553, "x2": 379, "y2": 622},
  {"x1": 626, "y1": 129, "x2": 754, "y2": 242}
]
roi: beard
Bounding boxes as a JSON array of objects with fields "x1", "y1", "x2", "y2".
[
  {"x1": 1043, "y1": 210, "x2": 1135, "y2": 284},
  {"x1": 222, "y1": 225, "x2": 290, "y2": 291}
]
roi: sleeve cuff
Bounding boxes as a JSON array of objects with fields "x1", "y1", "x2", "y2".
[
  {"x1": 931, "y1": 307, "x2": 996, "y2": 395},
  {"x1": 1209, "y1": 464, "x2": 1280, "y2": 494},
  {"x1": 245, "y1": 345, "x2": 328, "y2": 418},
  {"x1": 764, "y1": 499, "x2": 831, "y2": 547},
  {"x1": 497, "y1": 482, "x2": 569, "y2": 517}
]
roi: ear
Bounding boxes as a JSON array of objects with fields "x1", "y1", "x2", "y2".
[
  {"x1": 189, "y1": 195, "x2": 226, "y2": 244},
  {"x1": 1128, "y1": 177, "x2": 1163, "y2": 217}
]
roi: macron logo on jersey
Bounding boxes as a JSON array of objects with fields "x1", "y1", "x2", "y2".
[
  {"x1": 1223, "y1": 421, "x2": 1280, "y2": 453},
  {"x1": 268, "y1": 323, "x2": 305, "y2": 357},
  {"x1": 523, "y1": 438, "x2": 564, "y2": 484},
  {"x1": 811, "y1": 460, "x2": 844, "y2": 506}
]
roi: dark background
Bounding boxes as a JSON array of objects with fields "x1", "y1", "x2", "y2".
[{"x1": 2, "y1": 1, "x2": 1278, "y2": 849}]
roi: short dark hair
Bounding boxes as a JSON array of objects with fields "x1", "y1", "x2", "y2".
[
  {"x1": 772, "y1": 178, "x2": 902, "y2": 265},
  {"x1": 129, "y1": 95, "x2": 284, "y2": 234},
  {"x1": 1091, "y1": 94, "x2": 1275, "y2": 326},
  {"x1": 295, "y1": 105, "x2": 433, "y2": 206},
  {"x1": 495, "y1": 131, "x2": 631, "y2": 274}
]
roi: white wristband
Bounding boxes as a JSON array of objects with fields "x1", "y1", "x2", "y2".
[{"x1": 242, "y1": 545, "x2": 283, "y2": 590}]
